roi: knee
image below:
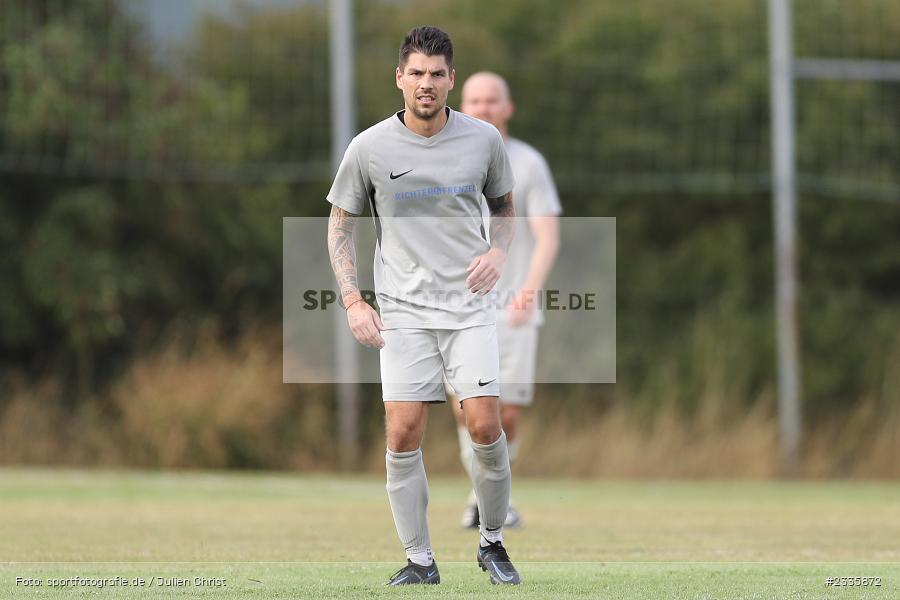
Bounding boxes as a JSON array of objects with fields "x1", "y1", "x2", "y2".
[
  {"x1": 467, "y1": 418, "x2": 501, "y2": 445},
  {"x1": 387, "y1": 420, "x2": 422, "y2": 452}
]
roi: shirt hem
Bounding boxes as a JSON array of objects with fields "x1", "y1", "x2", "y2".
[{"x1": 381, "y1": 320, "x2": 496, "y2": 331}]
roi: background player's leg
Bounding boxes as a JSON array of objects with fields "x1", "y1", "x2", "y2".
[
  {"x1": 462, "y1": 395, "x2": 510, "y2": 545},
  {"x1": 384, "y1": 401, "x2": 433, "y2": 566},
  {"x1": 495, "y1": 325, "x2": 538, "y2": 528},
  {"x1": 451, "y1": 393, "x2": 476, "y2": 480},
  {"x1": 500, "y1": 403, "x2": 522, "y2": 474},
  {"x1": 499, "y1": 402, "x2": 523, "y2": 527},
  {"x1": 500, "y1": 403, "x2": 520, "y2": 447},
  {"x1": 451, "y1": 394, "x2": 479, "y2": 526},
  {"x1": 451, "y1": 397, "x2": 474, "y2": 478}
]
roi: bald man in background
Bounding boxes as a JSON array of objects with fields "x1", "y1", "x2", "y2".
[{"x1": 448, "y1": 72, "x2": 562, "y2": 528}]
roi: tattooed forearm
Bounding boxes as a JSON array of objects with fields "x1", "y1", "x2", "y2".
[
  {"x1": 327, "y1": 205, "x2": 361, "y2": 305},
  {"x1": 486, "y1": 192, "x2": 516, "y2": 253}
]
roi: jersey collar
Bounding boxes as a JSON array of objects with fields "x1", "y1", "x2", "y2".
[{"x1": 393, "y1": 107, "x2": 454, "y2": 144}]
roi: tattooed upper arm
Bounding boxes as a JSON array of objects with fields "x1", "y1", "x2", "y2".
[
  {"x1": 327, "y1": 205, "x2": 361, "y2": 304},
  {"x1": 486, "y1": 191, "x2": 514, "y2": 216}
]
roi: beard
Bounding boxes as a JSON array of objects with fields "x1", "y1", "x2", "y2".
[{"x1": 409, "y1": 95, "x2": 444, "y2": 120}]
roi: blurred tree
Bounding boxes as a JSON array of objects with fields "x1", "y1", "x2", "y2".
[
  {"x1": 0, "y1": 0, "x2": 897, "y2": 423},
  {"x1": 0, "y1": 0, "x2": 299, "y2": 395},
  {"x1": 348, "y1": 0, "x2": 900, "y2": 416}
]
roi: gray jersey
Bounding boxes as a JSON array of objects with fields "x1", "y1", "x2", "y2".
[
  {"x1": 327, "y1": 108, "x2": 515, "y2": 329},
  {"x1": 491, "y1": 137, "x2": 562, "y2": 326}
]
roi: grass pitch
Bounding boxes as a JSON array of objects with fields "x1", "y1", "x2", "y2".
[{"x1": 1, "y1": 468, "x2": 898, "y2": 598}]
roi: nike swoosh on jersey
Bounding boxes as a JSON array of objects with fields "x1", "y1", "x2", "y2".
[
  {"x1": 478, "y1": 378, "x2": 496, "y2": 387},
  {"x1": 389, "y1": 169, "x2": 413, "y2": 179}
]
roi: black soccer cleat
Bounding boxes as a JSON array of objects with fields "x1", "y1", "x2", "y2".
[
  {"x1": 477, "y1": 540, "x2": 521, "y2": 585},
  {"x1": 386, "y1": 559, "x2": 440, "y2": 585}
]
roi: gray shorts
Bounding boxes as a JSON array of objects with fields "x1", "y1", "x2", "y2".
[
  {"x1": 381, "y1": 325, "x2": 500, "y2": 403},
  {"x1": 497, "y1": 322, "x2": 538, "y2": 406}
]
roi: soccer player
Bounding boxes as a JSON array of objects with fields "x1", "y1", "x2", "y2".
[
  {"x1": 451, "y1": 72, "x2": 562, "y2": 529},
  {"x1": 326, "y1": 27, "x2": 521, "y2": 586}
]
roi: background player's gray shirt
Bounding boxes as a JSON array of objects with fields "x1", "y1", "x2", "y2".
[
  {"x1": 327, "y1": 108, "x2": 515, "y2": 329},
  {"x1": 490, "y1": 137, "x2": 562, "y2": 327}
]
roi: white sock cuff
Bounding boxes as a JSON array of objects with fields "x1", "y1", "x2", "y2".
[
  {"x1": 407, "y1": 548, "x2": 434, "y2": 566},
  {"x1": 387, "y1": 447, "x2": 421, "y2": 459},
  {"x1": 386, "y1": 448, "x2": 422, "y2": 472},
  {"x1": 471, "y1": 430, "x2": 506, "y2": 454},
  {"x1": 480, "y1": 529, "x2": 503, "y2": 546},
  {"x1": 471, "y1": 431, "x2": 509, "y2": 472}
]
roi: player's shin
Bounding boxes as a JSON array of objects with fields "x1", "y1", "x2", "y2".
[
  {"x1": 470, "y1": 431, "x2": 511, "y2": 545},
  {"x1": 385, "y1": 448, "x2": 434, "y2": 565}
]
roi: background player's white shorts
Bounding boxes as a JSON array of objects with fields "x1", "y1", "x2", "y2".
[
  {"x1": 497, "y1": 322, "x2": 539, "y2": 406},
  {"x1": 381, "y1": 325, "x2": 500, "y2": 403}
]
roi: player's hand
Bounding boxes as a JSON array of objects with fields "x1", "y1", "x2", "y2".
[
  {"x1": 466, "y1": 248, "x2": 506, "y2": 295},
  {"x1": 506, "y1": 289, "x2": 536, "y2": 327},
  {"x1": 346, "y1": 299, "x2": 385, "y2": 348}
]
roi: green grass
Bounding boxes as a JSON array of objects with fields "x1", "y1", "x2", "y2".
[{"x1": 1, "y1": 468, "x2": 898, "y2": 598}]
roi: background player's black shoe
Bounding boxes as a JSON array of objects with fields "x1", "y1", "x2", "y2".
[
  {"x1": 460, "y1": 503, "x2": 479, "y2": 528},
  {"x1": 477, "y1": 540, "x2": 521, "y2": 585},
  {"x1": 386, "y1": 560, "x2": 440, "y2": 585}
]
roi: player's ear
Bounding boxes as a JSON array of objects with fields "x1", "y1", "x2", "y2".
[
  {"x1": 506, "y1": 100, "x2": 516, "y2": 120},
  {"x1": 396, "y1": 66, "x2": 403, "y2": 89},
  {"x1": 449, "y1": 68, "x2": 455, "y2": 90}
]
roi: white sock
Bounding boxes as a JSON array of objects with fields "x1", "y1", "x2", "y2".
[
  {"x1": 385, "y1": 448, "x2": 432, "y2": 564},
  {"x1": 470, "y1": 431, "x2": 510, "y2": 547},
  {"x1": 480, "y1": 529, "x2": 503, "y2": 546},
  {"x1": 407, "y1": 548, "x2": 434, "y2": 567}
]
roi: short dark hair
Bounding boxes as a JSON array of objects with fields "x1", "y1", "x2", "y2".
[{"x1": 398, "y1": 26, "x2": 453, "y2": 70}]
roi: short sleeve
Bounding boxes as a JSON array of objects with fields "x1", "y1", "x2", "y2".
[
  {"x1": 326, "y1": 136, "x2": 370, "y2": 215},
  {"x1": 483, "y1": 130, "x2": 515, "y2": 199},
  {"x1": 524, "y1": 152, "x2": 562, "y2": 217}
]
